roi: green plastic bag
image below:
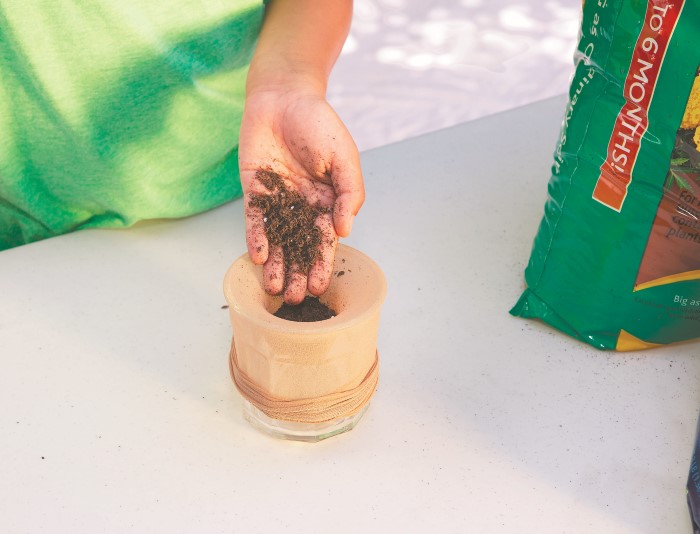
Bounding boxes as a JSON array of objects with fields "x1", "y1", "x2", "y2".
[{"x1": 511, "y1": 0, "x2": 700, "y2": 350}]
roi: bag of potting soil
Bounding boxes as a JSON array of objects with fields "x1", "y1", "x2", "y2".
[
  {"x1": 511, "y1": 0, "x2": 700, "y2": 350},
  {"x1": 690, "y1": 411, "x2": 700, "y2": 533}
]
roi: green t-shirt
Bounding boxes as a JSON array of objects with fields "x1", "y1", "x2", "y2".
[{"x1": 0, "y1": 0, "x2": 264, "y2": 251}]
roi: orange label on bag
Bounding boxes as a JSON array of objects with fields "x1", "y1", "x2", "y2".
[{"x1": 593, "y1": 0, "x2": 685, "y2": 212}]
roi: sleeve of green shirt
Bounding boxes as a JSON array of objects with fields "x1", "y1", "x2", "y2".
[{"x1": 0, "y1": 0, "x2": 264, "y2": 251}]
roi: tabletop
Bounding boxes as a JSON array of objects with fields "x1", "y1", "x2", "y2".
[{"x1": 1, "y1": 96, "x2": 698, "y2": 534}]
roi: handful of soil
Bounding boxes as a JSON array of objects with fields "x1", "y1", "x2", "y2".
[
  {"x1": 274, "y1": 296, "x2": 336, "y2": 322},
  {"x1": 249, "y1": 169, "x2": 329, "y2": 274}
]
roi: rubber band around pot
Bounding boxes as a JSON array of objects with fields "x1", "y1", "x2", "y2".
[{"x1": 228, "y1": 339, "x2": 379, "y2": 424}]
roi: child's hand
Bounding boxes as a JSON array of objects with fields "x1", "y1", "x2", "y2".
[{"x1": 238, "y1": 87, "x2": 364, "y2": 305}]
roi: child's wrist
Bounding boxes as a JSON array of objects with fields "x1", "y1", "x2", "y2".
[{"x1": 246, "y1": 57, "x2": 327, "y2": 98}]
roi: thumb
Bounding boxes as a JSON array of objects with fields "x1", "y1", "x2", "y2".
[
  {"x1": 331, "y1": 158, "x2": 364, "y2": 238},
  {"x1": 333, "y1": 193, "x2": 362, "y2": 237}
]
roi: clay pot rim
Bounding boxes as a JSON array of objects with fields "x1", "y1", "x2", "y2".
[{"x1": 223, "y1": 244, "x2": 387, "y2": 335}]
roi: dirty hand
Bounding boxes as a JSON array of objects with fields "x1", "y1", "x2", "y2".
[{"x1": 238, "y1": 87, "x2": 364, "y2": 305}]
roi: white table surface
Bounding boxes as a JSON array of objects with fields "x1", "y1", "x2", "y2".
[{"x1": 2, "y1": 96, "x2": 698, "y2": 534}]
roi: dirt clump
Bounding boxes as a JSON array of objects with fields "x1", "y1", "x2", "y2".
[
  {"x1": 249, "y1": 169, "x2": 329, "y2": 274},
  {"x1": 273, "y1": 296, "x2": 337, "y2": 322}
]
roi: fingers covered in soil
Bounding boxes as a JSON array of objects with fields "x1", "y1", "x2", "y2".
[
  {"x1": 248, "y1": 169, "x2": 336, "y2": 303},
  {"x1": 245, "y1": 202, "x2": 269, "y2": 265},
  {"x1": 263, "y1": 245, "x2": 285, "y2": 295},
  {"x1": 308, "y1": 212, "x2": 337, "y2": 296},
  {"x1": 283, "y1": 267, "x2": 307, "y2": 305}
]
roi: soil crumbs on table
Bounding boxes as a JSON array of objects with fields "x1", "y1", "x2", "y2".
[
  {"x1": 249, "y1": 169, "x2": 329, "y2": 273},
  {"x1": 274, "y1": 296, "x2": 336, "y2": 322}
]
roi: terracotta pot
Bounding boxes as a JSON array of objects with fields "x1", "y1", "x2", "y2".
[{"x1": 223, "y1": 244, "x2": 387, "y2": 441}]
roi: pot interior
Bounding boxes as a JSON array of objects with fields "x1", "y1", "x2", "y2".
[{"x1": 224, "y1": 244, "x2": 387, "y2": 333}]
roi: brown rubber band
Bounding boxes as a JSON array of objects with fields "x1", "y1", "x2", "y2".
[{"x1": 228, "y1": 339, "x2": 379, "y2": 423}]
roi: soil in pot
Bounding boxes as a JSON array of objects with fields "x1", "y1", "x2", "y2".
[{"x1": 273, "y1": 296, "x2": 337, "y2": 322}]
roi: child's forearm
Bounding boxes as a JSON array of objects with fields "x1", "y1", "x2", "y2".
[{"x1": 246, "y1": 0, "x2": 353, "y2": 96}]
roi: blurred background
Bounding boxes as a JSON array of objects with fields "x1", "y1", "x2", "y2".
[{"x1": 328, "y1": 0, "x2": 582, "y2": 151}]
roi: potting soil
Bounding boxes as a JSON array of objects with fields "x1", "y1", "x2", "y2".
[
  {"x1": 249, "y1": 169, "x2": 329, "y2": 274},
  {"x1": 273, "y1": 296, "x2": 336, "y2": 322}
]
